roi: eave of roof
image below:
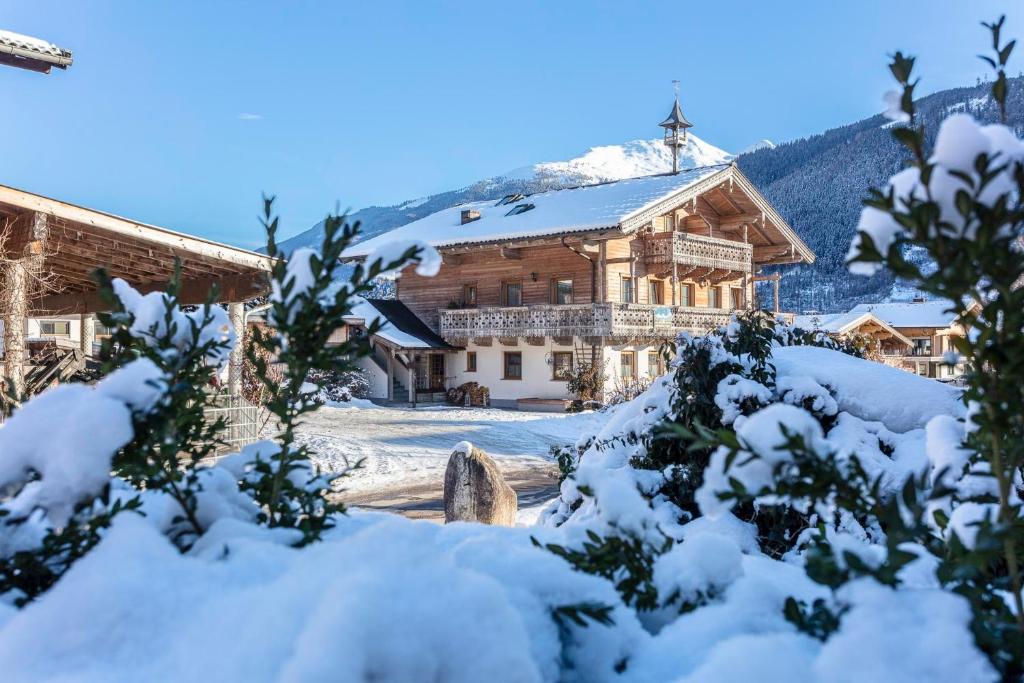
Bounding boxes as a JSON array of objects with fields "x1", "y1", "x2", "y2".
[
  {"x1": 0, "y1": 30, "x2": 73, "y2": 68},
  {"x1": 0, "y1": 184, "x2": 273, "y2": 272}
]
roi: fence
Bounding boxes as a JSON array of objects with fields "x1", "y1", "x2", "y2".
[{"x1": 203, "y1": 394, "x2": 262, "y2": 453}]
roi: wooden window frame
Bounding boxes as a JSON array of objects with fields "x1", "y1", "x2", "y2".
[
  {"x1": 679, "y1": 282, "x2": 695, "y2": 307},
  {"x1": 708, "y1": 286, "x2": 722, "y2": 309},
  {"x1": 620, "y1": 350, "x2": 637, "y2": 379},
  {"x1": 647, "y1": 351, "x2": 664, "y2": 377},
  {"x1": 551, "y1": 351, "x2": 573, "y2": 380},
  {"x1": 620, "y1": 276, "x2": 636, "y2": 304},
  {"x1": 730, "y1": 286, "x2": 743, "y2": 310},
  {"x1": 550, "y1": 276, "x2": 574, "y2": 305},
  {"x1": 503, "y1": 351, "x2": 523, "y2": 380},
  {"x1": 466, "y1": 351, "x2": 477, "y2": 372},
  {"x1": 648, "y1": 279, "x2": 665, "y2": 305},
  {"x1": 462, "y1": 283, "x2": 478, "y2": 308},
  {"x1": 501, "y1": 280, "x2": 524, "y2": 307}
]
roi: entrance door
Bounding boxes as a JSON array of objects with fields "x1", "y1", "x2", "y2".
[{"x1": 429, "y1": 354, "x2": 445, "y2": 391}]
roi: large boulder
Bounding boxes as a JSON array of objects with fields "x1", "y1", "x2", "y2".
[{"x1": 444, "y1": 442, "x2": 517, "y2": 526}]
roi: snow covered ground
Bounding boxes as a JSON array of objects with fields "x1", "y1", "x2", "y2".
[{"x1": 294, "y1": 404, "x2": 606, "y2": 519}]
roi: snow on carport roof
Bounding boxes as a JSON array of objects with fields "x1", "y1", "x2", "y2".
[
  {"x1": 347, "y1": 298, "x2": 456, "y2": 350},
  {"x1": 342, "y1": 165, "x2": 729, "y2": 256}
]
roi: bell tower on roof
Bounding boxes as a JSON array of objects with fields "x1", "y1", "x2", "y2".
[{"x1": 660, "y1": 81, "x2": 693, "y2": 174}]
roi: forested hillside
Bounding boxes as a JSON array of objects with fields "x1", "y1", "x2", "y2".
[{"x1": 738, "y1": 76, "x2": 1024, "y2": 311}]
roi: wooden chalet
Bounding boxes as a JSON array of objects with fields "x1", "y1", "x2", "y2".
[
  {"x1": 0, "y1": 184, "x2": 273, "y2": 397},
  {"x1": 847, "y1": 300, "x2": 974, "y2": 380},
  {"x1": 341, "y1": 97, "x2": 814, "y2": 408},
  {"x1": 794, "y1": 310, "x2": 913, "y2": 365}
]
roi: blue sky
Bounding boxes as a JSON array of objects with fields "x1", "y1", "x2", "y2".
[{"x1": 1, "y1": 1, "x2": 1020, "y2": 247}]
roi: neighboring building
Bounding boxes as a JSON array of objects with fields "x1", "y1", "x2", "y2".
[
  {"x1": 0, "y1": 29, "x2": 72, "y2": 74},
  {"x1": 0, "y1": 184, "x2": 273, "y2": 398},
  {"x1": 341, "y1": 100, "x2": 815, "y2": 408},
  {"x1": 793, "y1": 310, "x2": 912, "y2": 364},
  {"x1": 846, "y1": 300, "x2": 973, "y2": 379}
]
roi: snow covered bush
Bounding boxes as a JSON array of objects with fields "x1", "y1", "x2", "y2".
[
  {"x1": 0, "y1": 198, "x2": 438, "y2": 605},
  {"x1": 306, "y1": 367, "x2": 371, "y2": 404},
  {"x1": 538, "y1": 18, "x2": 1024, "y2": 680}
]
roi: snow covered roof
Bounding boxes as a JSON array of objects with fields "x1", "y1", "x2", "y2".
[
  {"x1": 344, "y1": 163, "x2": 813, "y2": 267},
  {"x1": 347, "y1": 298, "x2": 455, "y2": 350},
  {"x1": 344, "y1": 166, "x2": 728, "y2": 256},
  {"x1": 794, "y1": 311, "x2": 912, "y2": 346},
  {"x1": 0, "y1": 30, "x2": 73, "y2": 71},
  {"x1": 849, "y1": 301, "x2": 964, "y2": 329}
]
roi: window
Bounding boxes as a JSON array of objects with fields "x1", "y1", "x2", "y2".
[
  {"x1": 731, "y1": 287, "x2": 743, "y2": 309},
  {"x1": 503, "y1": 352, "x2": 522, "y2": 380},
  {"x1": 649, "y1": 280, "x2": 664, "y2": 305},
  {"x1": 620, "y1": 351, "x2": 636, "y2": 379},
  {"x1": 94, "y1": 321, "x2": 113, "y2": 337},
  {"x1": 552, "y1": 351, "x2": 573, "y2": 380},
  {"x1": 505, "y1": 203, "x2": 535, "y2": 216},
  {"x1": 664, "y1": 214, "x2": 676, "y2": 231},
  {"x1": 551, "y1": 278, "x2": 573, "y2": 305},
  {"x1": 620, "y1": 276, "x2": 636, "y2": 303},
  {"x1": 913, "y1": 338, "x2": 932, "y2": 356},
  {"x1": 648, "y1": 351, "x2": 664, "y2": 377},
  {"x1": 679, "y1": 283, "x2": 694, "y2": 307},
  {"x1": 39, "y1": 320, "x2": 70, "y2": 336},
  {"x1": 466, "y1": 351, "x2": 477, "y2": 372},
  {"x1": 708, "y1": 286, "x2": 722, "y2": 309},
  {"x1": 462, "y1": 284, "x2": 477, "y2": 307},
  {"x1": 502, "y1": 281, "x2": 523, "y2": 307}
]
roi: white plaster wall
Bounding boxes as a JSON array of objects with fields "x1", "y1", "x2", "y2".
[
  {"x1": 354, "y1": 355, "x2": 389, "y2": 399},
  {"x1": 25, "y1": 316, "x2": 83, "y2": 343},
  {"x1": 451, "y1": 339, "x2": 576, "y2": 403}
]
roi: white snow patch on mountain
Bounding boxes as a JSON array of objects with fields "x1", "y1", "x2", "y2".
[
  {"x1": 741, "y1": 139, "x2": 776, "y2": 154},
  {"x1": 501, "y1": 135, "x2": 733, "y2": 185}
]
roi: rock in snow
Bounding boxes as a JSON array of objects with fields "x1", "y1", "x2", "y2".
[{"x1": 444, "y1": 442, "x2": 518, "y2": 526}]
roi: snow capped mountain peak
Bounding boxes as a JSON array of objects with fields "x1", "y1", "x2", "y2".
[
  {"x1": 501, "y1": 134, "x2": 733, "y2": 185},
  {"x1": 741, "y1": 139, "x2": 776, "y2": 154}
]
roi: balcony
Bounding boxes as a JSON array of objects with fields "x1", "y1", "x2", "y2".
[
  {"x1": 437, "y1": 303, "x2": 736, "y2": 342},
  {"x1": 644, "y1": 232, "x2": 753, "y2": 274}
]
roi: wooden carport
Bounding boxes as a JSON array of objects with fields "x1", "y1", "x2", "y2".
[{"x1": 0, "y1": 184, "x2": 274, "y2": 397}]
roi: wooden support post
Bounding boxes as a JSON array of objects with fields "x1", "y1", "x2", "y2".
[
  {"x1": 228, "y1": 302, "x2": 245, "y2": 396},
  {"x1": 598, "y1": 241, "x2": 607, "y2": 303},
  {"x1": 2, "y1": 260, "x2": 28, "y2": 398},
  {"x1": 408, "y1": 365, "x2": 416, "y2": 407},
  {"x1": 79, "y1": 312, "x2": 95, "y2": 357},
  {"x1": 386, "y1": 348, "x2": 395, "y2": 401},
  {"x1": 773, "y1": 277, "x2": 780, "y2": 314},
  {"x1": 2, "y1": 211, "x2": 47, "y2": 400}
]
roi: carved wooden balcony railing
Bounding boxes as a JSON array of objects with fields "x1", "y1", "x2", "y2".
[
  {"x1": 644, "y1": 232, "x2": 753, "y2": 274},
  {"x1": 437, "y1": 303, "x2": 736, "y2": 342}
]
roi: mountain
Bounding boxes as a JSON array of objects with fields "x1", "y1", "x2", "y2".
[
  {"x1": 279, "y1": 78, "x2": 1024, "y2": 313},
  {"x1": 736, "y1": 77, "x2": 1024, "y2": 312},
  {"x1": 275, "y1": 135, "x2": 731, "y2": 255}
]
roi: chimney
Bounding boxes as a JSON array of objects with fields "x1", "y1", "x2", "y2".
[{"x1": 461, "y1": 209, "x2": 481, "y2": 225}]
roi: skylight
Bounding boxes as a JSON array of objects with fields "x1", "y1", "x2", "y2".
[{"x1": 505, "y1": 203, "x2": 535, "y2": 216}]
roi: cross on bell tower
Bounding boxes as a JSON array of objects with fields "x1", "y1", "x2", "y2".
[{"x1": 660, "y1": 81, "x2": 693, "y2": 174}]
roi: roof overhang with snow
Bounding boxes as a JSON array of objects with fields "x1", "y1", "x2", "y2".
[
  {"x1": 0, "y1": 184, "x2": 275, "y2": 314},
  {"x1": 0, "y1": 30, "x2": 73, "y2": 73},
  {"x1": 342, "y1": 164, "x2": 813, "y2": 267},
  {"x1": 796, "y1": 311, "x2": 913, "y2": 347}
]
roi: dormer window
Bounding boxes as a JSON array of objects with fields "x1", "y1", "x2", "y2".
[
  {"x1": 505, "y1": 203, "x2": 535, "y2": 216},
  {"x1": 496, "y1": 193, "x2": 525, "y2": 206}
]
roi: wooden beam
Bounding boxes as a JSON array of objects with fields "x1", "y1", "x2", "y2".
[
  {"x1": 0, "y1": 185, "x2": 274, "y2": 272},
  {"x1": 32, "y1": 271, "x2": 270, "y2": 315}
]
